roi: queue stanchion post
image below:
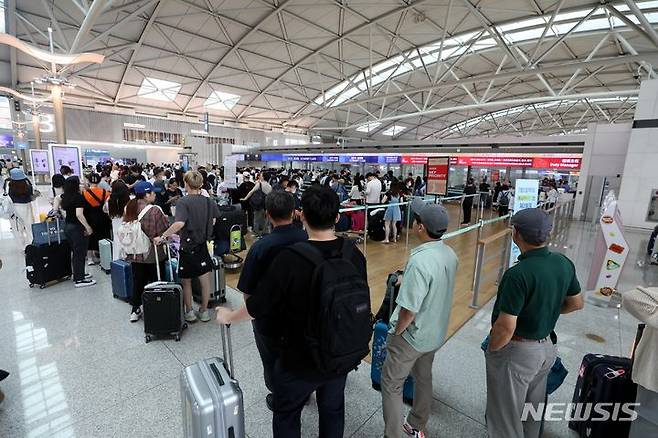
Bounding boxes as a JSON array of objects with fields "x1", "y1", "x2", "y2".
[
  {"x1": 498, "y1": 231, "x2": 512, "y2": 284},
  {"x1": 405, "y1": 200, "x2": 411, "y2": 254},
  {"x1": 469, "y1": 220, "x2": 484, "y2": 309},
  {"x1": 457, "y1": 195, "x2": 464, "y2": 229},
  {"x1": 363, "y1": 204, "x2": 368, "y2": 258}
]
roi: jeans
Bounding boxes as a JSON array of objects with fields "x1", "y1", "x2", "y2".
[
  {"x1": 252, "y1": 321, "x2": 279, "y2": 393},
  {"x1": 64, "y1": 222, "x2": 88, "y2": 281},
  {"x1": 381, "y1": 334, "x2": 436, "y2": 438},
  {"x1": 131, "y1": 261, "x2": 165, "y2": 312},
  {"x1": 272, "y1": 361, "x2": 348, "y2": 438},
  {"x1": 253, "y1": 209, "x2": 269, "y2": 236}
]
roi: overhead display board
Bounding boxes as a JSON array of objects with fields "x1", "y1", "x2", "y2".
[
  {"x1": 0, "y1": 133, "x2": 13, "y2": 148},
  {"x1": 450, "y1": 155, "x2": 581, "y2": 169},
  {"x1": 426, "y1": 157, "x2": 449, "y2": 195}
]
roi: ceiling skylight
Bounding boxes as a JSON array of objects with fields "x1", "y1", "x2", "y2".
[
  {"x1": 381, "y1": 125, "x2": 407, "y2": 136},
  {"x1": 137, "y1": 77, "x2": 181, "y2": 102},
  {"x1": 312, "y1": 1, "x2": 658, "y2": 111},
  {"x1": 356, "y1": 122, "x2": 382, "y2": 132},
  {"x1": 204, "y1": 90, "x2": 241, "y2": 111}
]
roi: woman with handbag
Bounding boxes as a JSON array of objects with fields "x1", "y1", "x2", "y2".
[
  {"x1": 83, "y1": 173, "x2": 112, "y2": 265},
  {"x1": 6, "y1": 168, "x2": 36, "y2": 246},
  {"x1": 622, "y1": 286, "x2": 658, "y2": 437}
]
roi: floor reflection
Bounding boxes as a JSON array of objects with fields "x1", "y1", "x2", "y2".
[{"x1": 13, "y1": 311, "x2": 74, "y2": 437}]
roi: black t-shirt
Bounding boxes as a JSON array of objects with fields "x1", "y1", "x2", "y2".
[
  {"x1": 161, "y1": 188, "x2": 183, "y2": 216},
  {"x1": 479, "y1": 182, "x2": 490, "y2": 192},
  {"x1": 61, "y1": 193, "x2": 86, "y2": 225},
  {"x1": 246, "y1": 237, "x2": 367, "y2": 378}
]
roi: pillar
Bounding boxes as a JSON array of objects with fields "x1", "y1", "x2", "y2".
[
  {"x1": 51, "y1": 85, "x2": 66, "y2": 144},
  {"x1": 32, "y1": 114, "x2": 42, "y2": 149}
]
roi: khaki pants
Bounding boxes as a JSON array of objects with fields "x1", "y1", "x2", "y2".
[
  {"x1": 381, "y1": 333, "x2": 437, "y2": 438},
  {"x1": 485, "y1": 340, "x2": 555, "y2": 438}
]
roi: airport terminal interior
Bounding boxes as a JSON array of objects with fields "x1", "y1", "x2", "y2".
[{"x1": 1, "y1": 1, "x2": 658, "y2": 437}]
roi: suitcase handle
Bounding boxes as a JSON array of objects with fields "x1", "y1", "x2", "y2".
[
  {"x1": 152, "y1": 240, "x2": 173, "y2": 282},
  {"x1": 220, "y1": 324, "x2": 235, "y2": 379}
]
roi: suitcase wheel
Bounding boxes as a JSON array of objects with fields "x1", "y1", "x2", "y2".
[
  {"x1": 174, "y1": 334, "x2": 181, "y2": 342},
  {"x1": 144, "y1": 335, "x2": 152, "y2": 344},
  {"x1": 39, "y1": 284, "x2": 46, "y2": 289},
  {"x1": 29, "y1": 283, "x2": 34, "y2": 288},
  {"x1": 183, "y1": 323, "x2": 188, "y2": 330}
]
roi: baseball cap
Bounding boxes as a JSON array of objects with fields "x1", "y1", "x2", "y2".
[
  {"x1": 410, "y1": 198, "x2": 449, "y2": 235},
  {"x1": 510, "y1": 208, "x2": 552, "y2": 244},
  {"x1": 134, "y1": 181, "x2": 162, "y2": 195}
]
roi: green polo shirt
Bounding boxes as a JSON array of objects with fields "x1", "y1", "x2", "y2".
[
  {"x1": 492, "y1": 246, "x2": 581, "y2": 340},
  {"x1": 389, "y1": 240, "x2": 458, "y2": 353}
]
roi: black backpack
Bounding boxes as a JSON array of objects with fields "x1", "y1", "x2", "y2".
[
  {"x1": 289, "y1": 240, "x2": 373, "y2": 375},
  {"x1": 250, "y1": 184, "x2": 266, "y2": 210},
  {"x1": 499, "y1": 191, "x2": 510, "y2": 207}
]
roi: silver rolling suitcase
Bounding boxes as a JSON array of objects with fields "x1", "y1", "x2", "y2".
[
  {"x1": 180, "y1": 324, "x2": 245, "y2": 438},
  {"x1": 192, "y1": 255, "x2": 227, "y2": 304},
  {"x1": 99, "y1": 239, "x2": 112, "y2": 273}
]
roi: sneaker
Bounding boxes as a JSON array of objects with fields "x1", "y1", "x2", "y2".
[
  {"x1": 383, "y1": 240, "x2": 389, "y2": 244},
  {"x1": 184, "y1": 310, "x2": 198, "y2": 323},
  {"x1": 74, "y1": 279, "x2": 96, "y2": 288},
  {"x1": 403, "y1": 422, "x2": 425, "y2": 438},
  {"x1": 87, "y1": 260, "x2": 98, "y2": 266},
  {"x1": 199, "y1": 309, "x2": 211, "y2": 322},
  {"x1": 84, "y1": 273, "x2": 93, "y2": 280},
  {"x1": 129, "y1": 311, "x2": 141, "y2": 323},
  {"x1": 265, "y1": 393, "x2": 274, "y2": 412}
]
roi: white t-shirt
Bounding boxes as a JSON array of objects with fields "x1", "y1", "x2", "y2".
[{"x1": 365, "y1": 178, "x2": 382, "y2": 204}]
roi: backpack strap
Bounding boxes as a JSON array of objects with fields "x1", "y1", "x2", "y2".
[
  {"x1": 137, "y1": 204, "x2": 155, "y2": 221},
  {"x1": 86, "y1": 188, "x2": 104, "y2": 206},
  {"x1": 289, "y1": 241, "x2": 325, "y2": 268}
]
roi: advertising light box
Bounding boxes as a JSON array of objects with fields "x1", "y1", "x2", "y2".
[
  {"x1": 401, "y1": 155, "x2": 428, "y2": 164},
  {"x1": 427, "y1": 158, "x2": 449, "y2": 195}
]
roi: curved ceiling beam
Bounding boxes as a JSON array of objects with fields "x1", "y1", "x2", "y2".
[
  {"x1": 311, "y1": 89, "x2": 640, "y2": 131},
  {"x1": 235, "y1": 0, "x2": 434, "y2": 120},
  {"x1": 0, "y1": 32, "x2": 105, "y2": 65},
  {"x1": 0, "y1": 86, "x2": 50, "y2": 103}
]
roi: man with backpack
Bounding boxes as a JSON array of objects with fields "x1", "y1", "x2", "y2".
[
  {"x1": 381, "y1": 199, "x2": 457, "y2": 438},
  {"x1": 497, "y1": 183, "x2": 511, "y2": 217},
  {"x1": 236, "y1": 191, "x2": 307, "y2": 411},
  {"x1": 242, "y1": 171, "x2": 272, "y2": 238},
  {"x1": 216, "y1": 185, "x2": 372, "y2": 438}
]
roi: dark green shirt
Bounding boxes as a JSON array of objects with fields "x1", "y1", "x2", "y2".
[{"x1": 491, "y1": 247, "x2": 581, "y2": 340}]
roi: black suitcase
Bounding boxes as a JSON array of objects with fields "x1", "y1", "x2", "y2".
[
  {"x1": 142, "y1": 245, "x2": 187, "y2": 343},
  {"x1": 568, "y1": 354, "x2": 637, "y2": 437},
  {"x1": 25, "y1": 241, "x2": 72, "y2": 288},
  {"x1": 367, "y1": 209, "x2": 386, "y2": 241}
]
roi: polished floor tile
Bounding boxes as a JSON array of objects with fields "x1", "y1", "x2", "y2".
[{"x1": 1, "y1": 218, "x2": 655, "y2": 437}]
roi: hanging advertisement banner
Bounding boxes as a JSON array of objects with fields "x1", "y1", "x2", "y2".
[
  {"x1": 426, "y1": 157, "x2": 449, "y2": 195},
  {"x1": 509, "y1": 179, "x2": 539, "y2": 266}
]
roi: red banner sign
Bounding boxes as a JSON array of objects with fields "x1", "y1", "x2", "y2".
[
  {"x1": 401, "y1": 155, "x2": 429, "y2": 164},
  {"x1": 449, "y1": 155, "x2": 581, "y2": 169},
  {"x1": 427, "y1": 157, "x2": 449, "y2": 195}
]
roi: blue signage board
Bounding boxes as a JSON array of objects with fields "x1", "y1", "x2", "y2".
[
  {"x1": 261, "y1": 153, "x2": 283, "y2": 161},
  {"x1": 378, "y1": 155, "x2": 400, "y2": 164},
  {"x1": 15, "y1": 140, "x2": 28, "y2": 149},
  {"x1": 0, "y1": 133, "x2": 13, "y2": 148},
  {"x1": 323, "y1": 155, "x2": 340, "y2": 162},
  {"x1": 284, "y1": 154, "x2": 322, "y2": 162}
]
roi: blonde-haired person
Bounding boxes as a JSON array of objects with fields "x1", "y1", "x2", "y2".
[{"x1": 154, "y1": 171, "x2": 220, "y2": 322}]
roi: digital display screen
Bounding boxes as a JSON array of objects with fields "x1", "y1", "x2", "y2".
[
  {"x1": 30, "y1": 149, "x2": 50, "y2": 174},
  {"x1": 51, "y1": 145, "x2": 82, "y2": 176}
]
